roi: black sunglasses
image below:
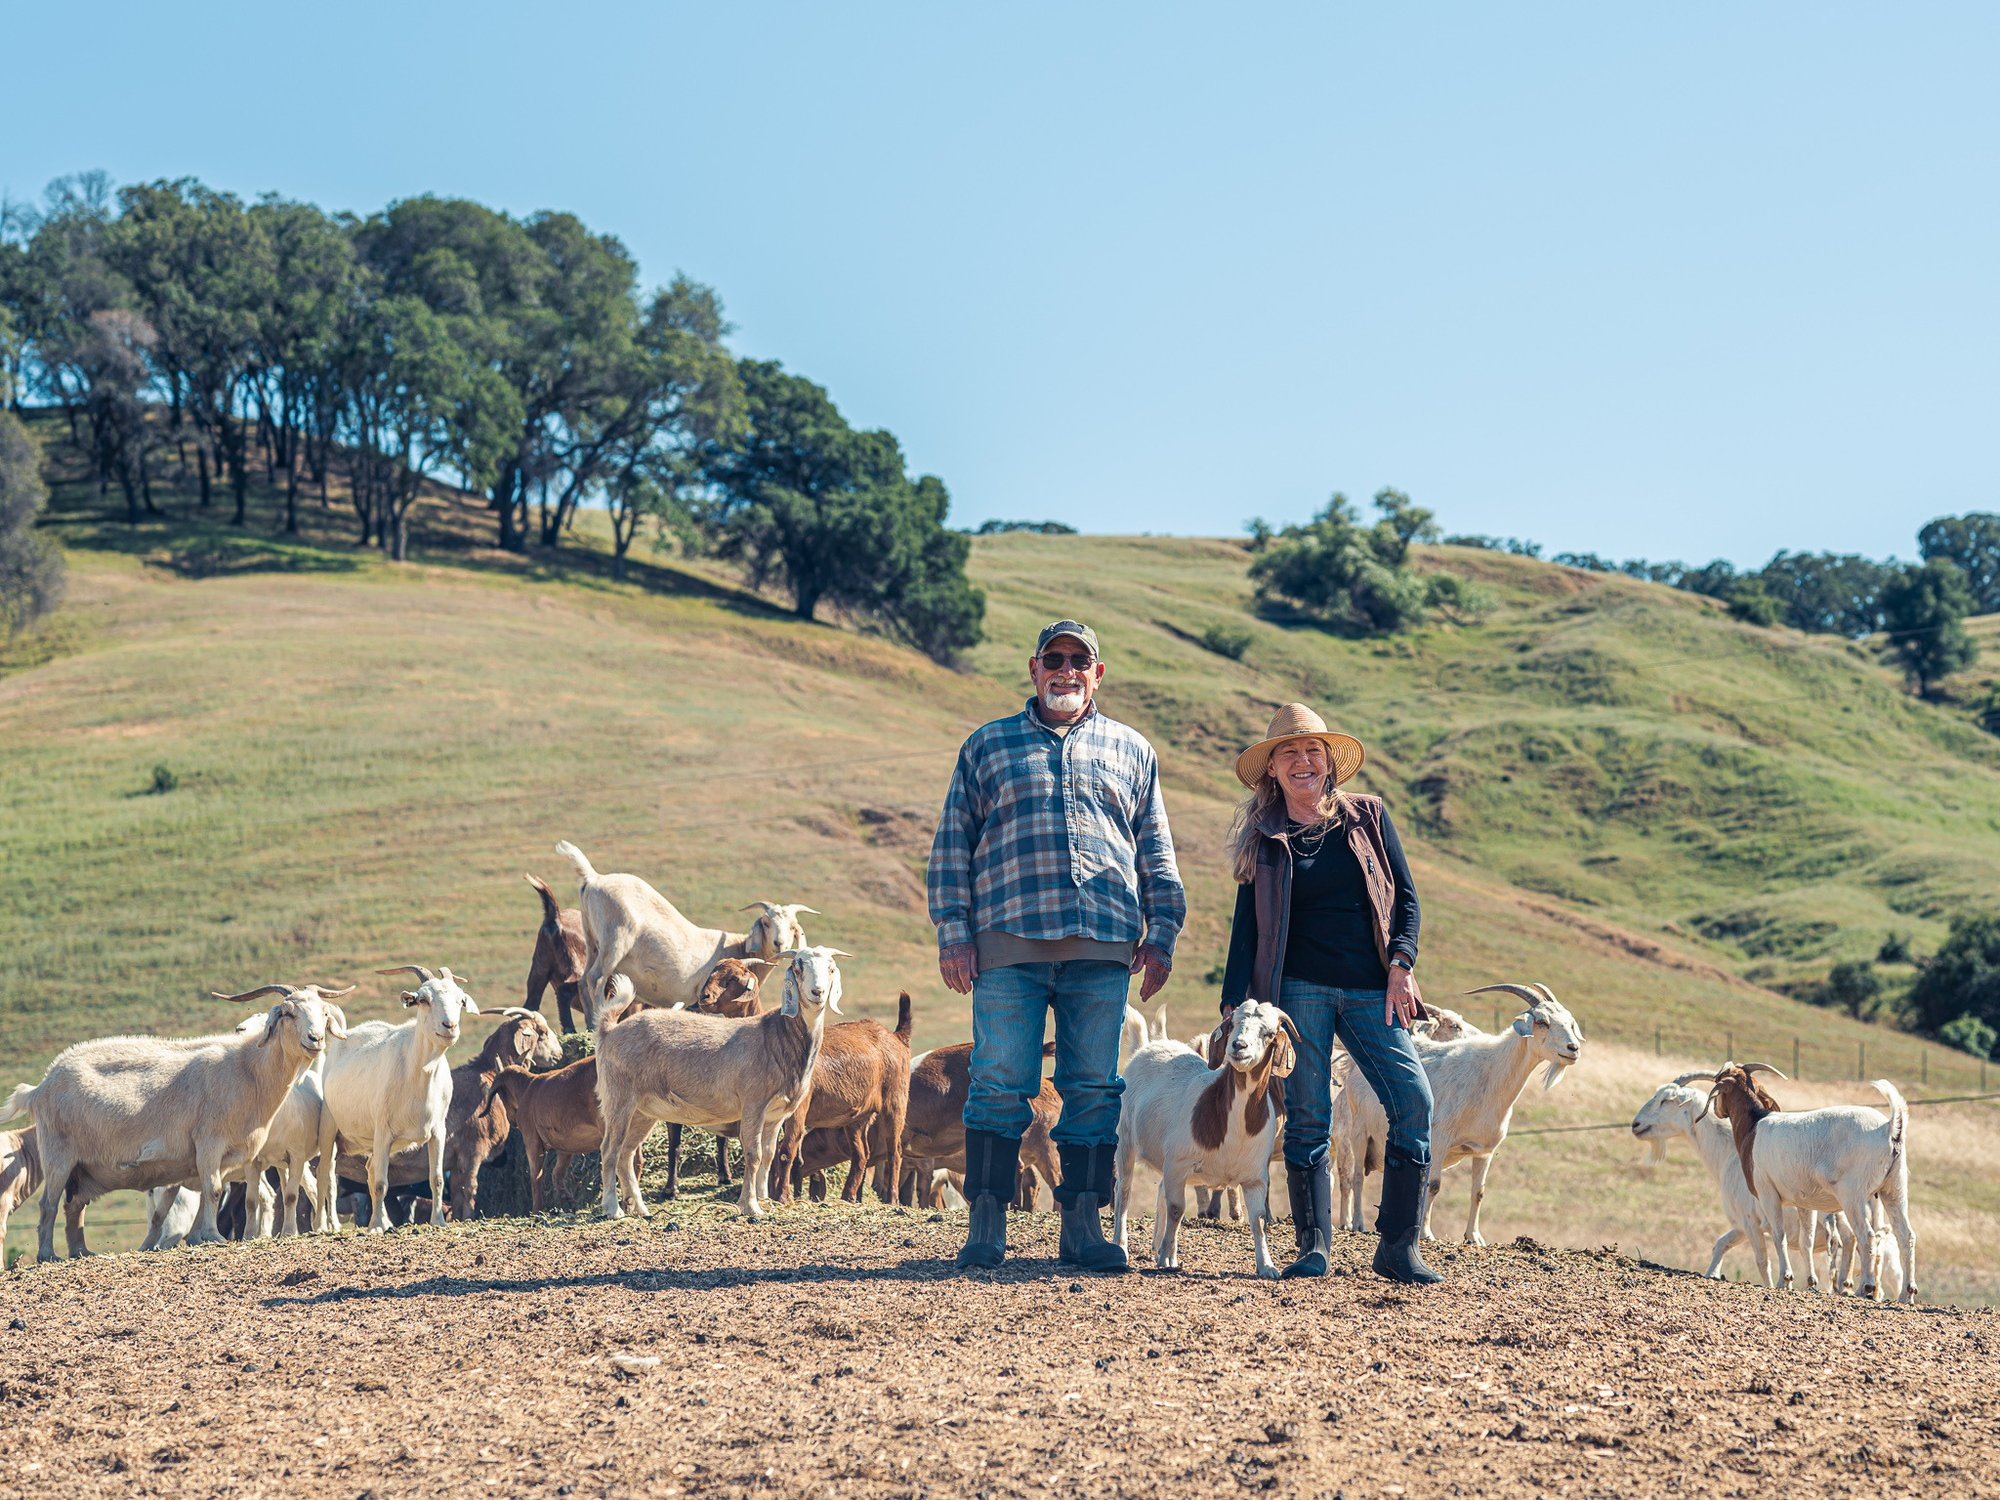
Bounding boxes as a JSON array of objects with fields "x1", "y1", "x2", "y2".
[{"x1": 1037, "y1": 651, "x2": 1096, "y2": 671}]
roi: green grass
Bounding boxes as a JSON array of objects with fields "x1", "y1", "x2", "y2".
[{"x1": 7, "y1": 407, "x2": 2000, "y2": 1295}]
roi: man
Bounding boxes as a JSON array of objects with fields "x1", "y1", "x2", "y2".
[{"x1": 927, "y1": 619, "x2": 1185, "y2": 1273}]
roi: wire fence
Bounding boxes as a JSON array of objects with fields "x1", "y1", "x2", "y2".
[
  {"x1": 1464, "y1": 995, "x2": 1998, "y2": 1097},
  {"x1": 1512, "y1": 1091, "x2": 2000, "y2": 1137}
]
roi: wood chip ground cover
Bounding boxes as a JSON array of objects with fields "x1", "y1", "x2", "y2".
[{"x1": 0, "y1": 1208, "x2": 1993, "y2": 1498}]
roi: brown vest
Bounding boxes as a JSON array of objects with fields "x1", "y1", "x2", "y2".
[{"x1": 1247, "y1": 793, "x2": 1398, "y2": 1003}]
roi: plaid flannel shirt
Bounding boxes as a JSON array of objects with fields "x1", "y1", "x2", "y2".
[{"x1": 926, "y1": 700, "x2": 1186, "y2": 958}]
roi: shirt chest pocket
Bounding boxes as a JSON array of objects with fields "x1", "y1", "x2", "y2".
[{"x1": 1074, "y1": 753, "x2": 1138, "y2": 811}]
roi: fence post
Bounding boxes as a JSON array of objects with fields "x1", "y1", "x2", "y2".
[
  {"x1": 1792, "y1": 1036, "x2": 1800, "y2": 1078},
  {"x1": 1655, "y1": 1026, "x2": 1662, "y2": 1057},
  {"x1": 1726, "y1": 1030, "x2": 1734, "y2": 1062},
  {"x1": 1858, "y1": 1042, "x2": 1865, "y2": 1081},
  {"x1": 1922, "y1": 1049, "x2": 1928, "y2": 1087}
]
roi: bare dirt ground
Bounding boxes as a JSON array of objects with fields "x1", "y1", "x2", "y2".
[{"x1": 1, "y1": 1202, "x2": 1994, "y2": 1499}]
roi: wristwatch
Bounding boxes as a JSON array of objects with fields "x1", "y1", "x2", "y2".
[{"x1": 1389, "y1": 955, "x2": 1414, "y2": 972}]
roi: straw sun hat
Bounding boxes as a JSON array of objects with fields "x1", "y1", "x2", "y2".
[{"x1": 1233, "y1": 703, "x2": 1365, "y2": 790}]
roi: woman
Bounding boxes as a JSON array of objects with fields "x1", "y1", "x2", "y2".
[{"x1": 1218, "y1": 703, "x2": 1439, "y2": 1285}]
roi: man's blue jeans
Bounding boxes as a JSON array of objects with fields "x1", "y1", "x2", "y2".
[
  {"x1": 1277, "y1": 976, "x2": 1433, "y2": 1171},
  {"x1": 965, "y1": 960, "x2": 1130, "y2": 1146}
]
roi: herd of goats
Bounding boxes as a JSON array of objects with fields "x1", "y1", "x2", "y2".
[{"x1": 0, "y1": 840, "x2": 1919, "y2": 1301}]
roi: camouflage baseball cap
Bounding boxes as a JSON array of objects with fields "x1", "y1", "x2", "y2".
[{"x1": 1034, "y1": 619, "x2": 1101, "y2": 659}]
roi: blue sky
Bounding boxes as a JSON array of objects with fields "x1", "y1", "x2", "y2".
[{"x1": 5, "y1": 3, "x2": 1995, "y2": 565}]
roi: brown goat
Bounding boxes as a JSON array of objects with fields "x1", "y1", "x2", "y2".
[
  {"x1": 772, "y1": 993, "x2": 914, "y2": 1204},
  {"x1": 524, "y1": 874, "x2": 589, "y2": 1034},
  {"x1": 664, "y1": 959, "x2": 769, "y2": 1197},
  {"x1": 1706, "y1": 1061, "x2": 1786, "y2": 1193},
  {"x1": 895, "y1": 1041, "x2": 1062, "y2": 1209},
  {"x1": 484, "y1": 1055, "x2": 638, "y2": 1212}
]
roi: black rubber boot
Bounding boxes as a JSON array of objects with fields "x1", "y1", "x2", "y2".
[
  {"x1": 1372, "y1": 1156, "x2": 1444, "y2": 1285},
  {"x1": 1282, "y1": 1160, "x2": 1332, "y2": 1278},
  {"x1": 1056, "y1": 1142, "x2": 1128, "y2": 1274},
  {"x1": 955, "y1": 1129, "x2": 1019, "y2": 1270}
]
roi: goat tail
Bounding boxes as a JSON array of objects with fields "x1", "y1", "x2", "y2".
[
  {"x1": 1873, "y1": 1078, "x2": 1909, "y2": 1181},
  {"x1": 524, "y1": 872, "x2": 563, "y2": 928},
  {"x1": 598, "y1": 974, "x2": 638, "y2": 1031},
  {"x1": 1120, "y1": 1005, "x2": 1148, "y2": 1059},
  {"x1": 0, "y1": 1082, "x2": 36, "y2": 1128},
  {"x1": 553, "y1": 839, "x2": 599, "y2": 889},
  {"x1": 894, "y1": 991, "x2": 913, "y2": 1046}
]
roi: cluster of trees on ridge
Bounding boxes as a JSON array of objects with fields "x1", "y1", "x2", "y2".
[
  {"x1": 1445, "y1": 523, "x2": 2000, "y2": 699},
  {"x1": 1239, "y1": 490, "x2": 1996, "y2": 700},
  {"x1": 0, "y1": 173, "x2": 982, "y2": 660}
]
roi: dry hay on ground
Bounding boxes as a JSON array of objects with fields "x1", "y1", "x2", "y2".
[{"x1": 0, "y1": 1208, "x2": 1993, "y2": 1498}]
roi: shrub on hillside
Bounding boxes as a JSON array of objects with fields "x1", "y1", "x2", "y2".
[
  {"x1": 0, "y1": 409, "x2": 64, "y2": 638},
  {"x1": 1907, "y1": 913, "x2": 2000, "y2": 1038},
  {"x1": 1726, "y1": 581, "x2": 1783, "y2": 626},
  {"x1": 1250, "y1": 488, "x2": 1465, "y2": 635},
  {"x1": 1940, "y1": 1013, "x2": 1996, "y2": 1061},
  {"x1": 1877, "y1": 931, "x2": 1913, "y2": 964},
  {"x1": 1199, "y1": 621, "x2": 1254, "y2": 659},
  {"x1": 1818, "y1": 959, "x2": 1883, "y2": 1020}
]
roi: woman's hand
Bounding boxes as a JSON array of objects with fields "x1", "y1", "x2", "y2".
[{"x1": 1385, "y1": 963, "x2": 1426, "y2": 1030}]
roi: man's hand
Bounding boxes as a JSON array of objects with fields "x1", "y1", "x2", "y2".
[
  {"x1": 1385, "y1": 963, "x2": 1426, "y2": 1030},
  {"x1": 1130, "y1": 944, "x2": 1171, "y2": 1002},
  {"x1": 939, "y1": 942, "x2": 979, "y2": 995}
]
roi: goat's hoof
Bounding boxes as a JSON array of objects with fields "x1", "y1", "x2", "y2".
[
  {"x1": 1256, "y1": 1264, "x2": 1281, "y2": 1281},
  {"x1": 1465, "y1": 1233, "x2": 1487, "y2": 1247}
]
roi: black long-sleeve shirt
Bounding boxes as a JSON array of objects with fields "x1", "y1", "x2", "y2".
[{"x1": 1220, "y1": 808, "x2": 1420, "y2": 1006}]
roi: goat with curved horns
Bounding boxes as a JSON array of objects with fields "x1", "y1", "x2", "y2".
[{"x1": 1332, "y1": 981, "x2": 1582, "y2": 1244}]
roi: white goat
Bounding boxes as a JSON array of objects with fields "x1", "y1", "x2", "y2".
[
  {"x1": 218, "y1": 983, "x2": 355, "y2": 1237},
  {"x1": 1631, "y1": 1077, "x2": 1855, "y2": 1290},
  {"x1": 316, "y1": 965, "x2": 478, "y2": 1233},
  {"x1": 1113, "y1": 1001, "x2": 1299, "y2": 1279},
  {"x1": 0, "y1": 991, "x2": 346, "y2": 1258},
  {"x1": 1697, "y1": 1063, "x2": 1916, "y2": 1303},
  {"x1": 0, "y1": 1129, "x2": 50, "y2": 1268},
  {"x1": 1333, "y1": 982, "x2": 1583, "y2": 1243},
  {"x1": 555, "y1": 840, "x2": 814, "y2": 1026},
  {"x1": 596, "y1": 947, "x2": 847, "y2": 1220}
]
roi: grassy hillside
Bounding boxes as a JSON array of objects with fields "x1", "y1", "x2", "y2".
[{"x1": 6, "y1": 411, "x2": 2000, "y2": 1296}]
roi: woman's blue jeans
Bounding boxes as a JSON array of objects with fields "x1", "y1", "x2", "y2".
[{"x1": 1277, "y1": 976, "x2": 1433, "y2": 1171}]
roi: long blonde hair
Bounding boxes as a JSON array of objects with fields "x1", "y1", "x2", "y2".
[{"x1": 1227, "y1": 770, "x2": 1343, "y2": 883}]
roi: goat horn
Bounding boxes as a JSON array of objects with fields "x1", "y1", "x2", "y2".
[
  {"x1": 489, "y1": 1007, "x2": 537, "y2": 1022},
  {"x1": 1529, "y1": 983, "x2": 1559, "y2": 1006},
  {"x1": 739, "y1": 902, "x2": 776, "y2": 914},
  {"x1": 825, "y1": 949, "x2": 854, "y2": 959},
  {"x1": 1464, "y1": 983, "x2": 1542, "y2": 1006},
  {"x1": 305, "y1": 983, "x2": 356, "y2": 999},
  {"x1": 793, "y1": 906, "x2": 820, "y2": 916},
  {"x1": 1741, "y1": 1062, "x2": 1789, "y2": 1080},
  {"x1": 376, "y1": 965, "x2": 436, "y2": 982},
  {"x1": 210, "y1": 985, "x2": 292, "y2": 1003},
  {"x1": 1274, "y1": 1011, "x2": 1303, "y2": 1045},
  {"x1": 1671, "y1": 1070, "x2": 1719, "y2": 1087}
]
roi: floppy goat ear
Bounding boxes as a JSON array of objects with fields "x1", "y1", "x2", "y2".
[
  {"x1": 1270, "y1": 1011, "x2": 1303, "y2": 1077},
  {"x1": 259, "y1": 1003, "x2": 286, "y2": 1045},
  {"x1": 401, "y1": 990, "x2": 426, "y2": 1008}
]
